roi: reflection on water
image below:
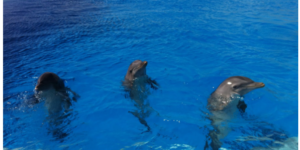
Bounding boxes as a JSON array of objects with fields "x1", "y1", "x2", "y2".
[
  {"x1": 251, "y1": 137, "x2": 298, "y2": 150},
  {"x1": 44, "y1": 111, "x2": 78, "y2": 142}
]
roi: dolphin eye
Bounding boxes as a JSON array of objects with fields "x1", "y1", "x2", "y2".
[
  {"x1": 233, "y1": 85, "x2": 238, "y2": 89},
  {"x1": 129, "y1": 70, "x2": 133, "y2": 73}
]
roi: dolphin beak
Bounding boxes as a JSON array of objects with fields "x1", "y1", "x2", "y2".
[
  {"x1": 134, "y1": 61, "x2": 148, "y2": 74},
  {"x1": 35, "y1": 84, "x2": 40, "y2": 90},
  {"x1": 143, "y1": 61, "x2": 148, "y2": 67},
  {"x1": 258, "y1": 82, "x2": 265, "y2": 87},
  {"x1": 139, "y1": 61, "x2": 147, "y2": 69},
  {"x1": 248, "y1": 82, "x2": 265, "y2": 88},
  {"x1": 246, "y1": 82, "x2": 265, "y2": 89}
]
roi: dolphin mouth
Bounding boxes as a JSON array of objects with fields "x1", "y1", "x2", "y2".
[
  {"x1": 138, "y1": 61, "x2": 148, "y2": 69},
  {"x1": 258, "y1": 82, "x2": 265, "y2": 87},
  {"x1": 35, "y1": 85, "x2": 47, "y2": 91},
  {"x1": 248, "y1": 82, "x2": 265, "y2": 88}
]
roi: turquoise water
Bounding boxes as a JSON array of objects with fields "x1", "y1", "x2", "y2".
[{"x1": 4, "y1": 0, "x2": 298, "y2": 149}]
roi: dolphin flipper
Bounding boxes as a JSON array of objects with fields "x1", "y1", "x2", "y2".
[
  {"x1": 237, "y1": 100, "x2": 247, "y2": 113},
  {"x1": 147, "y1": 78, "x2": 159, "y2": 90}
]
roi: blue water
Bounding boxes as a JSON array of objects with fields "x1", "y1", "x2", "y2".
[{"x1": 4, "y1": 0, "x2": 298, "y2": 149}]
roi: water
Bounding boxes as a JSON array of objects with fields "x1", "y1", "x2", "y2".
[{"x1": 4, "y1": 0, "x2": 298, "y2": 149}]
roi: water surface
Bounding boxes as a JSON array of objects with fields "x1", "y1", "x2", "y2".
[{"x1": 4, "y1": 0, "x2": 298, "y2": 149}]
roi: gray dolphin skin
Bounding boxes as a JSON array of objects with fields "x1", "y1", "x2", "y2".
[
  {"x1": 123, "y1": 60, "x2": 159, "y2": 132},
  {"x1": 124, "y1": 60, "x2": 159, "y2": 89},
  {"x1": 125, "y1": 60, "x2": 148, "y2": 82},
  {"x1": 206, "y1": 76, "x2": 265, "y2": 150},
  {"x1": 208, "y1": 76, "x2": 265, "y2": 111},
  {"x1": 35, "y1": 72, "x2": 65, "y2": 91},
  {"x1": 35, "y1": 72, "x2": 78, "y2": 114}
]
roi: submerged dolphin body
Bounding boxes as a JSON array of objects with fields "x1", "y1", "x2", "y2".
[
  {"x1": 123, "y1": 60, "x2": 159, "y2": 132},
  {"x1": 206, "y1": 76, "x2": 265, "y2": 150}
]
